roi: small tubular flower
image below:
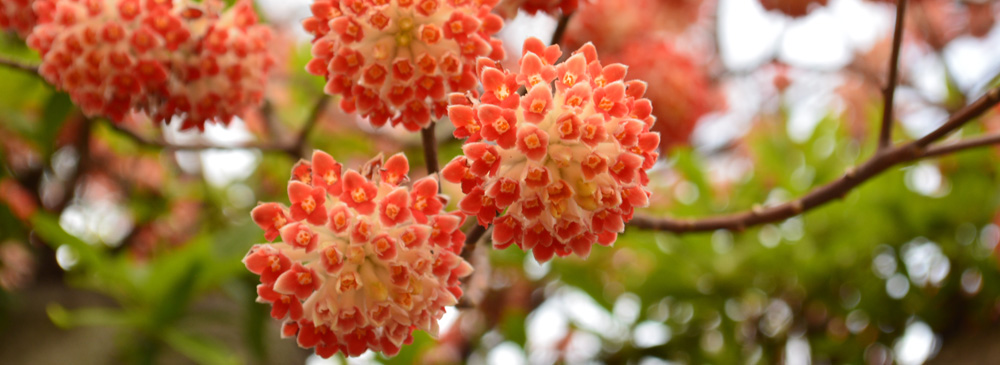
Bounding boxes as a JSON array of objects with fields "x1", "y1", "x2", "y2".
[
  {"x1": 443, "y1": 38, "x2": 658, "y2": 262},
  {"x1": 26, "y1": 0, "x2": 274, "y2": 130},
  {"x1": 245, "y1": 151, "x2": 471, "y2": 358},
  {"x1": 303, "y1": 0, "x2": 506, "y2": 131}
]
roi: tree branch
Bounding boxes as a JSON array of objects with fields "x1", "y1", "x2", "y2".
[
  {"x1": 878, "y1": 0, "x2": 907, "y2": 151},
  {"x1": 100, "y1": 96, "x2": 331, "y2": 156},
  {"x1": 53, "y1": 118, "x2": 92, "y2": 212},
  {"x1": 550, "y1": 12, "x2": 573, "y2": 47},
  {"x1": 106, "y1": 121, "x2": 290, "y2": 153},
  {"x1": 920, "y1": 132, "x2": 1000, "y2": 158},
  {"x1": 0, "y1": 56, "x2": 40, "y2": 76},
  {"x1": 421, "y1": 126, "x2": 440, "y2": 177},
  {"x1": 916, "y1": 88, "x2": 1000, "y2": 147},
  {"x1": 290, "y1": 96, "x2": 331, "y2": 159},
  {"x1": 630, "y1": 85, "x2": 1000, "y2": 233},
  {"x1": 461, "y1": 224, "x2": 490, "y2": 260}
]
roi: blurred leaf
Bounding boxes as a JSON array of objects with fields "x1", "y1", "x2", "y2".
[
  {"x1": 943, "y1": 70, "x2": 967, "y2": 111},
  {"x1": 381, "y1": 330, "x2": 433, "y2": 365},
  {"x1": 147, "y1": 257, "x2": 203, "y2": 331},
  {"x1": 672, "y1": 148, "x2": 709, "y2": 196},
  {"x1": 501, "y1": 310, "x2": 528, "y2": 346},
  {"x1": 46, "y1": 304, "x2": 136, "y2": 329},
  {"x1": 29, "y1": 212, "x2": 103, "y2": 268},
  {"x1": 37, "y1": 92, "x2": 73, "y2": 156},
  {"x1": 241, "y1": 277, "x2": 269, "y2": 362},
  {"x1": 161, "y1": 328, "x2": 240, "y2": 365}
]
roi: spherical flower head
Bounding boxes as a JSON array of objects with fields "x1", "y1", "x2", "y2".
[
  {"x1": 612, "y1": 39, "x2": 723, "y2": 151},
  {"x1": 758, "y1": 0, "x2": 829, "y2": 17},
  {"x1": 302, "y1": 0, "x2": 506, "y2": 131},
  {"x1": 564, "y1": 0, "x2": 701, "y2": 53},
  {"x1": 0, "y1": 0, "x2": 37, "y2": 37},
  {"x1": 26, "y1": 0, "x2": 274, "y2": 131},
  {"x1": 442, "y1": 37, "x2": 659, "y2": 263},
  {"x1": 493, "y1": 0, "x2": 579, "y2": 19},
  {"x1": 245, "y1": 151, "x2": 472, "y2": 358}
]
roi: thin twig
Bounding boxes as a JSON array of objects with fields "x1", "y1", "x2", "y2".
[
  {"x1": 878, "y1": 0, "x2": 908, "y2": 151},
  {"x1": 915, "y1": 88, "x2": 1000, "y2": 147},
  {"x1": 106, "y1": 121, "x2": 289, "y2": 152},
  {"x1": 291, "y1": 96, "x2": 331, "y2": 159},
  {"x1": 0, "y1": 56, "x2": 40, "y2": 76},
  {"x1": 461, "y1": 224, "x2": 490, "y2": 260},
  {"x1": 920, "y1": 132, "x2": 1000, "y2": 158},
  {"x1": 260, "y1": 100, "x2": 285, "y2": 144},
  {"x1": 53, "y1": 117, "x2": 91, "y2": 212},
  {"x1": 550, "y1": 12, "x2": 573, "y2": 47},
  {"x1": 104, "y1": 96, "x2": 331, "y2": 155},
  {"x1": 629, "y1": 85, "x2": 1000, "y2": 233},
  {"x1": 421, "y1": 126, "x2": 440, "y2": 177}
]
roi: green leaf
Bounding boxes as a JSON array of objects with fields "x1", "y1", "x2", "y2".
[
  {"x1": 500, "y1": 310, "x2": 528, "y2": 346},
  {"x1": 672, "y1": 148, "x2": 709, "y2": 194},
  {"x1": 46, "y1": 304, "x2": 136, "y2": 329},
  {"x1": 147, "y1": 259, "x2": 203, "y2": 331},
  {"x1": 241, "y1": 277, "x2": 269, "y2": 362},
  {"x1": 161, "y1": 328, "x2": 240, "y2": 365},
  {"x1": 29, "y1": 212, "x2": 103, "y2": 268},
  {"x1": 38, "y1": 92, "x2": 74, "y2": 156}
]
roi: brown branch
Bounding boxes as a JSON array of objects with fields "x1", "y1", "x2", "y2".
[
  {"x1": 461, "y1": 224, "x2": 490, "y2": 260},
  {"x1": 53, "y1": 117, "x2": 92, "y2": 212},
  {"x1": 290, "y1": 96, "x2": 331, "y2": 159},
  {"x1": 629, "y1": 85, "x2": 1000, "y2": 233},
  {"x1": 260, "y1": 100, "x2": 285, "y2": 143},
  {"x1": 0, "y1": 56, "x2": 40, "y2": 76},
  {"x1": 915, "y1": 88, "x2": 1000, "y2": 147},
  {"x1": 550, "y1": 12, "x2": 573, "y2": 47},
  {"x1": 920, "y1": 132, "x2": 1000, "y2": 158},
  {"x1": 421, "y1": 126, "x2": 440, "y2": 177},
  {"x1": 878, "y1": 0, "x2": 907, "y2": 151},
  {"x1": 102, "y1": 96, "x2": 331, "y2": 156},
  {"x1": 106, "y1": 121, "x2": 290, "y2": 152}
]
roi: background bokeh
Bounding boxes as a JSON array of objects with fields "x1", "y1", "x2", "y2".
[{"x1": 3, "y1": 0, "x2": 1000, "y2": 364}]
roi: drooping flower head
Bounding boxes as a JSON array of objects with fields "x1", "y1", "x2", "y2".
[
  {"x1": 493, "y1": 0, "x2": 579, "y2": 19},
  {"x1": 0, "y1": 0, "x2": 37, "y2": 37},
  {"x1": 758, "y1": 0, "x2": 829, "y2": 17},
  {"x1": 442, "y1": 37, "x2": 659, "y2": 262},
  {"x1": 303, "y1": 0, "x2": 506, "y2": 131},
  {"x1": 245, "y1": 151, "x2": 471, "y2": 358},
  {"x1": 26, "y1": 0, "x2": 274, "y2": 130},
  {"x1": 611, "y1": 39, "x2": 723, "y2": 151}
]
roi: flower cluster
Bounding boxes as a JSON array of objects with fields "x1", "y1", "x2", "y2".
[
  {"x1": 564, "y1": 0, "x2": 701, "y2": 53},
  {"x1": 442, "y1": 38, "x2": 658, "y2": 262},
  {"x1": 245, "y1": 151, "x2": 471, "y2": 358},
  {"x1": 611, "y1": 39, "x2": 722, "y2": 151},
  {"x1": 303, "y1": 0, "x2": 505, "y2": 131},
  {"x1": 26, "y1": 0, "x2": 273, "y2": 130},
  {"x1": 0, "y1": 0, "x2": 36, "y2": 37},
  {"x1": 758, "y1": 0, "x2": 829, "y2": 17},
  {"x1": 493, "y1": 0, "x2": 579, "y2": 19}
]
